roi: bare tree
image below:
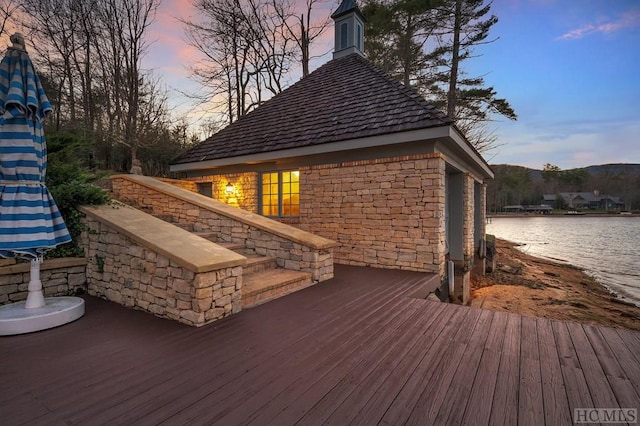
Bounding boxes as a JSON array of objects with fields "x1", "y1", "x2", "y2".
[
  {"x1": 20, "y1": 0, "x2": 91, "y2": 127},
  {"x1": 18, "y1": 0, "x2": 181, "y2": 172},
  {"x1": 273, "y1": 0, "x2": 331, "y2": 78},
  {"x1": 95, "y1": 0, "x2": 159, "y2": 161},
  {"x1": 185, "y1": 0, "x2": 256, "y2": 123},
  {"x1": 0, "y1": 0, "x2": 18, "y2": 39},
  {"x1": 183, "y1": 0, "x2": 328, "y2": 124}
]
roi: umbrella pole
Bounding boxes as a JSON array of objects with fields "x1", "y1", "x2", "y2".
[{"x1": 25, "y1": 256, "x2": 46, "y2": 309}]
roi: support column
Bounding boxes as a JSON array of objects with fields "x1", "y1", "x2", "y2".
[{"x1": 455, "y1": 174, "x2": 475, "y2": 304}]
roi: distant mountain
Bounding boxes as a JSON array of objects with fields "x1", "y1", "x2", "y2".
[
  {"x1": 490, "y1": 163, "x2": 640, "y2": 181},
  {"x1": 583, "y1": 163, "x2": 640, "y2": 176}
]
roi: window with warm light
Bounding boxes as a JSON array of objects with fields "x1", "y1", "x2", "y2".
[{"x1": 260, "y1": 170, "x2": 300, "y2": 217}]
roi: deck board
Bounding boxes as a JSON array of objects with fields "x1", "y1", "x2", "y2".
[
  {"x1": 402, "y1": 308, "x2": 485, "y2": 425},
  {"x1": 352, "y1": 302, "x2": 463, "y2": 426},
  {"x1": 536, "y1": 319, "x2": 572, "y2": 426},
  {"x1": 518, "y1": 316, "x2": 545, "y2": 426},
  {"x1": 460, "y1": 311, "x2": 507, "y2": 425},
  {"x1": 432, "y1": 308, "x2": 494, "y2": 426},
  {"x1": 489, "y1": 312, "x2": 522, "y2": 426},
  {"x1": 139, "y1": 275, "x2": 420, "y2": 425},
  {"x1": 208, "y1": 292, "x2": 425, "y2": 424},
  {"x1": 324, "y1": 302, "x2": 449, "y2": 425},
  {"x1": 552, "y1": 321, "x2": 596, "y2": 419},
  {"x1": 565, "y1": 322, "x2": 620, "y2": 409},
  {"x1": 1, "y1": 265, "x2": 639, "y2": 426},
  {"x1": 599, "y1": 327, "x2": 640, "y2": 400},
  {"x1": 292, "y1": 302, "x2": 429, "y2": 425}
]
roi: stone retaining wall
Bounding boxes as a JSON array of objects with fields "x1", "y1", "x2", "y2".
[
  {"x1": 0, "y1": 258, "x2": 87, "y2": 305},
  {"x1": 81, "y1": 214, "x2": 243, "y2": 326},
  {"x1": 111, "y1": 175, "x2": 334, "y2": 282}
]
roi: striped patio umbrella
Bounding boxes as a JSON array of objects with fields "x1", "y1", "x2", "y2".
[{"x1": 0, "y1": 33, "x2": 71, "y2": 308}]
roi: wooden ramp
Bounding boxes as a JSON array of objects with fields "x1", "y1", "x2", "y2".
[{"x1": 1, "y1": 265, "x2": 639, "y2": 425}]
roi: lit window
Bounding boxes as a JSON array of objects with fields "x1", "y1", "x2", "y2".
[{"x1": 260, "y1": 171, "x2": 300, "y2": 217}]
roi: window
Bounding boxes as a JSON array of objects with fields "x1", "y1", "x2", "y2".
[
  {"x1": 356, "y1": 22, "x2": 362, "y2": 50},
  {"x1": 340, "y1": 22, "x2": 348, "y2": 49},
  {"x1": 196, "y1": 182, "x2": 212, "y2": 197},
  {"x1": 260, "y1": 170, "x2": 300, "y2": 217}
]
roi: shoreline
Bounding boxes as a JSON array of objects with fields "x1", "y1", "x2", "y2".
[
  {"x1": 470, "y1": 238, "x2": 640, "y2": 331},
  {"x1": 488, "y1": 213, "x2": 639, "y2": 218}
]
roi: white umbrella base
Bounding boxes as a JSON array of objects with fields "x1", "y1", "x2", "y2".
[{"x1": 0, "y1": 296, "x2": 84, "y2": 336}]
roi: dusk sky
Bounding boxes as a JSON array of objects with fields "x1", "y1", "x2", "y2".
[{"x1": 146, "y1": 0, "x2": 640, "y2": 170}]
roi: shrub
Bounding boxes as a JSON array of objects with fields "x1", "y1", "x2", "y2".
[{"x1": 45, "y1": 133, "x2": 109, "y2": 259}]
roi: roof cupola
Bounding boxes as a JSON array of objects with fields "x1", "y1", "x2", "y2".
[{"x1": 331, "y1": 0, "x2": 365, "y2": 59}]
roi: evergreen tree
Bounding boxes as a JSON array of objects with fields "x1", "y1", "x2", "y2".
[
  {"x1": 362, "y1": 0, "x2": 516, "y2": 153},
  {"x1": 435, "y1": 0, "x2": 516, "y2": 150},
  {"x1": 362, "y1": 0, "x2": 441, "y2": 88}
]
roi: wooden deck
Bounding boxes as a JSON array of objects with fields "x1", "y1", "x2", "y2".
[{"x1": 1, "y1": 265, "x2": 639, "y2": 425}]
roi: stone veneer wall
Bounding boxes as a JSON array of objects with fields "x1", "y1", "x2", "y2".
[
  {"x1": 111, "y1": 176, "x2": 333, "y2": 282},
  {"x1": 81, "y1": 216, "x2": 242, "y2": 326},
  {"x1": 298, "y1": 153, "x2": 446, "y2": 275},
  {"x1": 188, "y1": 172, "x2": 258, "y2": 213},
  {"x1": 463, "y1": 173, "x2": 475, "y2": 271},
  {"x1": 156, "y1": 177, "x2": 197, "y2": 192},
  {"x1": 0, "y1": 258, "x2": 87, "y2": 305}
]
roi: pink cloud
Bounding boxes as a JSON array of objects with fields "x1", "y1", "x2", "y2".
[{"x1": 558, "y1": 8, "x2": 640, "y2": 40}]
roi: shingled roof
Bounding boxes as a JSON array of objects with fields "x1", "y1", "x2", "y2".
[{"x1": 173, "y1": 53, "x2": 453, "y2": 166}]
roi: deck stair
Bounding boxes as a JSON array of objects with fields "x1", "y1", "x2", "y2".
[{"x1": 194, "y1": 233, "x2": 313, "y2": 308}]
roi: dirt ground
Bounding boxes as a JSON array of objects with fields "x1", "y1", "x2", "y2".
[{"x1": 470, "y1": 238, "x2": 640, "y2": 331}]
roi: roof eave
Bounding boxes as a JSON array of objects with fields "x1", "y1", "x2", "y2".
[
  {"x1": 170, "y1": 127, "x2": 450, "y2": 173},
  {"x1": 171, "y1": 124, "x2": 494, "y2": 182},
  {"x1": 447, "y1": 126, "x2": 495, "y2": 180}
]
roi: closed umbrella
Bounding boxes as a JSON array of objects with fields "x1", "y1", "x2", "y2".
[{"x1": 0, "y1": 33, "x2": 82, "y2": 335}]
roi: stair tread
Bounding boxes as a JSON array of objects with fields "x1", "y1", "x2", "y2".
[{"x1": 243, "y1": 268, "x2": 312, "y2": 294}]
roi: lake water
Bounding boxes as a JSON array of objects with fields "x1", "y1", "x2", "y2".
[{"x1": 486, "y1": 216, "x2": 640, "y2": 306}]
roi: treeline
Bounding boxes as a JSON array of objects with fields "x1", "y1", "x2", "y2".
[
  {"x1": 0, "y1": 0, "x2": 514, "y2": 176},
  {"x1": 487, "y1": 164, "x2": 640, "y2": 212},
  {"x1": 2, "y1": 0, "x2": 198, "y2": 176}
]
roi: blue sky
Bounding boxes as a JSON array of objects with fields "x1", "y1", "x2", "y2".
[
  {"x1": 148, "y1": 0, "x2": 640, "y2": 170},
  {"x1": 472, "y1": 0, "x2": 640, "y2": 169}
]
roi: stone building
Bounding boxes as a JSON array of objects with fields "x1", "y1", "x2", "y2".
[{"x1": 170, "y1": 0, "x2": 493, "y2": 297}]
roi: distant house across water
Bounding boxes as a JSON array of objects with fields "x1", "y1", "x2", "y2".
[{"x1": 543, "y1": 192, "x2": 625, "y2": 210}]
